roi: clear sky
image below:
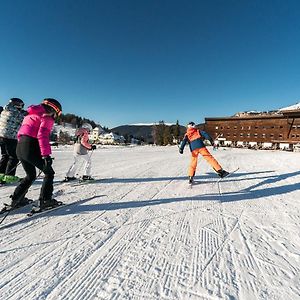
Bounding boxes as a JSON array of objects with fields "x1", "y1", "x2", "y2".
[{"x1": 1, "y1": 0, "x2": 300, "y2": 128}]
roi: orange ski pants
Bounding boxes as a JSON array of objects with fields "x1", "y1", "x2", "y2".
[{"x1": 188, "y1": 147, "x2": 222, "y2": 177}]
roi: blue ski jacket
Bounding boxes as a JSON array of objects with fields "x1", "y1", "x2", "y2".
[{"x1": 179, "y1": 128, "x2": 214, "y2": 152}]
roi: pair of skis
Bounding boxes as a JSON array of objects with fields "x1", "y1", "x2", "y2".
[
  {"x1": 0, "y1": 189, "x2": 64, "y2": 227},
  {"x1": 188, "y1": 167, "x2": 239, "y2": 188}
]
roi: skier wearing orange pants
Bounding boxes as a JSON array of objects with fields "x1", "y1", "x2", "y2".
[{"x1": 179, "y1": 122, "x2": 228, "y2": 184}]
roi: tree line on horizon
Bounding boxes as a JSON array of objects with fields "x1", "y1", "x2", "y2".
[
  {"x1": 152, "y1": 120, "x2": 182, "y2": 145},
  {"x1": 57, "y1": 113, "x2": 99, "y2": 129},
  {"x1": 54, "y1": 113, "x2": 183, "y2": 145}
]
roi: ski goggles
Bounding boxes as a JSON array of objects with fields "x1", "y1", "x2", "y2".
[{"x1": 43, "y1": 100, "x2": 62, "y2": 116}]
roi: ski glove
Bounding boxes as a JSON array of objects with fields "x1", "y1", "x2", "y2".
[
  {"x1": 179, "y1": 148, "x2": 183, "y2": 154},
  {"x1": 91, "y1": 145, "x2": 97, "y2": 150},
  {"x1": 42, "y1": 156, "x2": 53, "y2": 172}
]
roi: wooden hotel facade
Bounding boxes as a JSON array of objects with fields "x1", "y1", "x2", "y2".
[{"x1": 202, "y1": 108, "x2": 300, "y2": 150}]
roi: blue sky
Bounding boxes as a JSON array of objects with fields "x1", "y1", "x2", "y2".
[{"x1": 1, "y1": 0, "x2": 300, "y2": 128}]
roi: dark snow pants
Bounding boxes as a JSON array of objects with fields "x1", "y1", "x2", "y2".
[
  {"x1": 12, "y1": 135, "x2": 55, "y2": 203},
  {"x1": 0, "y1": 137, "x2": 19, "y2": 175}
]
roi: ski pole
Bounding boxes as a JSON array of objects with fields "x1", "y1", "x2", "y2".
[{"x1": 2, "y1": 161, "x2": 22, "y2": 177}]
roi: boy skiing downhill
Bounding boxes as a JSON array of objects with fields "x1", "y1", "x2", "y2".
[
  {"x1": 2, "y1": 98, "x2": 63, "y2": 213},
  {"x1": 179, "y1": 122, "x2": 229, "y2": 184},
  {"x1": 0, "y1": 98, "x2": 27, "y2": 184},
  {"x1": 63, "y1": 123, "x2": 96, "y2": 182}
]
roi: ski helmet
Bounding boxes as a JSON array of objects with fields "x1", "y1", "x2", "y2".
[
  {"x1": 9, "y1": 98, "x2": 24, "y2": 109},
  {"x1": 187, "y1": 121, "x2": 196, "y2": 128},
  {"x1": 81, "y1": 122, "x2": 93, "y2": 133},
  {"x1": 42, "y1": 98, "x2": 62, "y2": 116}
]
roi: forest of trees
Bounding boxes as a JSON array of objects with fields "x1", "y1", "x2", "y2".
[
  {"x1": 152, "y1": 120, "x2": 182, "y2": 146},
  {"x1": 57, "y1": 113, "x2": 99, "y2": 129}
]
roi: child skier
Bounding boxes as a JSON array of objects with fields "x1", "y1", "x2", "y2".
[
  {"x1": 63, "y1": 123, "x2": 96, "y2": 182},
  {"x1": 3, "y1": 98, "x2": 63, "y2": 212},
  {"x1": 0, "y1": 98, "x2": 27, "y2": 184},
  {"x1": 179, "y1": 122, "x2": 229, "y2": 184}
]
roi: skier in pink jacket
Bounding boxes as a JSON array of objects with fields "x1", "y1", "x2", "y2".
[
  {"x1": 64, "y1": 123, "x2": 96, "y2": 182},
  {"x1": 8, "y1": 98, "x2": 62, "y2": 212}
]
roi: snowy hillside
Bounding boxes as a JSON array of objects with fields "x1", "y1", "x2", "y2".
[
  {"x1": 53, "y1": 123, "x2": 77, "y2": 136},
  {"x1": 1, "y1": 146, "x2": 300, "y2": 299}
]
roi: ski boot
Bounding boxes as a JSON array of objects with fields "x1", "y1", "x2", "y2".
[
  {"x1": 217, "y1": 169, "x2": 229, "y2": 178},
  {"x1": 31, "y1": 198, "x2": 63, "y2": 213},
  {"x1": 2, "y1": 175, "x2": 21, "y2": 184},
  {"x1": 81, "y1": 175, "x2": 94, "y2": 181},
  {"x1": 188, "y1": 176, "x2": 194, "y2": 185},
  {"x1": 0, "y1": 173, "x2": 5, "y2": 184},
  {"x1": 62, "y1": 176, "x2": 76, "y2": 182},
  {"x1": 0, "y1": 196, "x2": 33, "y2": 214}
]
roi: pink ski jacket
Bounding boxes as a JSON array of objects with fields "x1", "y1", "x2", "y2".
[
  {"x1": 17, "y1": 105, "x2": 54, "y2": 157},
  {"x1": 74, "y1": 128, "x2": 92, "y2": 155}
]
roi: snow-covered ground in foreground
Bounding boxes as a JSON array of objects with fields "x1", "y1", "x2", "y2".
[{"x1": 1, "y1": 145, "x2": 300, "y2": 300}]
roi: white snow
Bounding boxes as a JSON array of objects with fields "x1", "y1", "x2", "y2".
[
  {"x1": 279, "y1": 102, "x2": 300, "y2": 111},
  {"x1": 1, "y1": 146, "x2": 300, "y2": 300}
]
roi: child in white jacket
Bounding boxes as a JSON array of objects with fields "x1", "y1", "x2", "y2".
[{"x1": 64, "y1": 124, "x2": 96, "y2": 181}]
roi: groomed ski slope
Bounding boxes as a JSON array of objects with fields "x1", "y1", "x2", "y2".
[{"x1": 0, "y1": 145, "x2": 300, "y2": 300}]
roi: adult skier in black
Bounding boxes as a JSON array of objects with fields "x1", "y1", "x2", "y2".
[{"x1": 0, "y1": 98, "x2": 27, "y2": 184}]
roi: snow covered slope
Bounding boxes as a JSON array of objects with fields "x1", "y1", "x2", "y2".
[{"x1": 0, "y1": 146, "x2": 300, "y2": 299}]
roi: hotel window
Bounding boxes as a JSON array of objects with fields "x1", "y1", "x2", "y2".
[
  {"x1": 254, "y1": 133, "x2": 258, "y2": 138},
  {"x1": 215, "y1": 126, "x2": 219, "y2": 129},
  {"x1": 247, "y1": 133, "x2": 250, "y2": 137},
  {"x1": 227, "y1": 126, "x2": 230, "y2": 129},
  {"x1": 248, "y1": 126, "x2": 251, "y2": 130},
  {"x1": 240, "y1": 133, "x2": 243, "y2": 137},
  {"x1": 227, "y1": 133, "x2": 230, "y2": 136},
  {"x1": 262, "y1": 134, "x2": 266, "y2": 138},
  {"x1": 279, "y1": 134, "x2": 283, "y2": 138},
  {"x1": 270, "y1": 134, "x2": 274, "y2": 137}
]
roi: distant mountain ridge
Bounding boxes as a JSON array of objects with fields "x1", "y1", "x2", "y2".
[{"x1": 111, "y1": 123, "x2": 186, "y2": 143}]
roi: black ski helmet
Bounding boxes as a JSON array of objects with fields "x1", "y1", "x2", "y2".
[
  {"x1": 42, "y1": 98, "x2": 62, "y2": 116},
  {"x1": 187, "y1": 121, "x2": 196, "y2": 128},
  {"x1": 9, "y1": 98, "x2": 24, "y2": 109}
]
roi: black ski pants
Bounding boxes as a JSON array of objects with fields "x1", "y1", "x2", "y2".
[
  {"x1": 0, "y1": 137, "x2": 19, "y2": 175},
  {"x1": 12, "y1": 135, "x2": 55, "y2": 203}
]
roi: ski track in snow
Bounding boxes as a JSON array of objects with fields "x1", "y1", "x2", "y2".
[{"x1": 0, "y1": 146, "x2": 300, "y2": 300}]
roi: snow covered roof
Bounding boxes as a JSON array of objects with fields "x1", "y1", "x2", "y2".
[{"x1": 279, "y1": 102, "x2": 300, "y2": 111}]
